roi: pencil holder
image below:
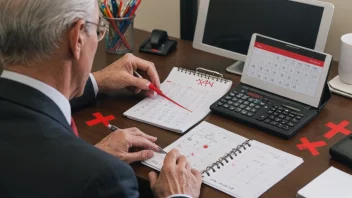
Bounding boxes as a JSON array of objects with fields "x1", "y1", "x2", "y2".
[{"x1": 104, "y1": 15, "x2": 135, "y2": 54}]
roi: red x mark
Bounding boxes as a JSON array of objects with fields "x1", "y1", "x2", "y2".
[
  {"x1": 196, "y1": 79, "x2": 215, "y2": 87},
  {"x1": 324, "y1": 120, "x2": 351, "y2": 139},
  {"x1": 196, "y1": 79, "x2": 204, "y2": 86},
  {"x1": 86, "y1": 112, "x2": 115, "y2": 127},
  {"x1": 296, "y1": 137, "x2": 327, "y2": 156}
]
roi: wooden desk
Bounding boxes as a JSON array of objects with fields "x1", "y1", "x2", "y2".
[{"x1": 74, "y1": 29, "x2": 352, "y2": 198}]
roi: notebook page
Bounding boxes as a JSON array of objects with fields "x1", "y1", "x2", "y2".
[
  {"x1": 142, "y1": 121, "x2": 247, "y2": 172},
  {"x1": 202, "y1": 140, "x2": 303, "y2": 198},
  {"x1": 297, "y1": 167, "x2": 352, "y2": 198},
  {"x1": 123, "y1": 67, "x2": 232, "y2": 133}
]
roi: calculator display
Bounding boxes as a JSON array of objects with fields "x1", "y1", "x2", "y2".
[
  {"x1": 242, "y1": 34, "x2": 331, "y2": 108},
  {"x1": 247, "y1": 92, "x2": 263, "y2": 99}
]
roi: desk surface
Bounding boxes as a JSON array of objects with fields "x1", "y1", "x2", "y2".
[{"x1": 74, "y1": 29, "x2": 352, "y2": 198}]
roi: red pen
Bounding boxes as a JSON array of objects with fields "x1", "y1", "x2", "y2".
[
  {"x1": 130, "y1": 0, "x2": 141, "y2": 16},
  {"x1": 134, "y1": 71, "x2": 192, "y2": 113}
]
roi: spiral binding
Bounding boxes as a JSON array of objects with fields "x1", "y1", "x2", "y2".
[
  {"x1": 201, "y1": 139, "x2": 252, "y2": 177},
  {"x1": 177, "y1": 67, "x2": 231, "y2": 84}
]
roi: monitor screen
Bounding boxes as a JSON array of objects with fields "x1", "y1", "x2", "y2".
[{"x1": 202, "y1": 0, "x2": 324, "y2": 56}]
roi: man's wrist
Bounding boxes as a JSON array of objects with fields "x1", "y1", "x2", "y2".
[{"x1": 92, "y1": 71, "x2": 111, "y2": 93}]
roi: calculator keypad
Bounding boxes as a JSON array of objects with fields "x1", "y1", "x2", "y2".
[
  {"x1": 256, "y1": 105, "x2": 304, "y2": 131},
  {"x1": 216, "y1": 89, "x2": 305, "y2": 132},
  {"x1": 217, "y1": 90, "x2": 268, "y2": 117}
]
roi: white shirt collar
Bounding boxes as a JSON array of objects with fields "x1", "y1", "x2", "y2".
[{"x1": 1, "y1": 70, "x2": 71, "y2": 125}]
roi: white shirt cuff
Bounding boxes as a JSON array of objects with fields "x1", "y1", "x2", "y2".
[
  {"x1": 89, "y1": 73, "x2": 99, "y2": 97},
  {"x1": 168, "y1": 194, "x2": 192, "y2": 198}
]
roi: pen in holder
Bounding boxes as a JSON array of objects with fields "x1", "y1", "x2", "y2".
[{"x1": 104, "y1": 15, "x2": 135, "y2": 54}]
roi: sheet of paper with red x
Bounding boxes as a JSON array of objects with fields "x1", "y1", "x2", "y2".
[{"x1": 296, "y1": 137, "x2": 327, "y2": 156}]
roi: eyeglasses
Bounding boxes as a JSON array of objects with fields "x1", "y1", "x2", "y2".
[{"x1": 86, "y1": 16, "x2": 109, "y2": 42}]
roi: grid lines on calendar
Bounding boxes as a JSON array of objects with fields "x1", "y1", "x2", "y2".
[{"x1": 247, "y1": 42, "x2": 324, "y2": 97}]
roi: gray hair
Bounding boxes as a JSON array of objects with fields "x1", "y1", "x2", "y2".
[{"x1": 0, "y1": 0, "x2": 96, "y2": 67}]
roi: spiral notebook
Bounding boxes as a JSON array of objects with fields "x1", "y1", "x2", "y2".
[
  {"x1": 142, "y1": 121, "x2": 303, "y2": 198},
  {"x1": 123, "y1": 67, "x2": 232, "y2": 133}
]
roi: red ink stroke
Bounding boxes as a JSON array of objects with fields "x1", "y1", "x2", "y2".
[{"x1": 149, "y1": 83, "x2": 192, "y2": 112}]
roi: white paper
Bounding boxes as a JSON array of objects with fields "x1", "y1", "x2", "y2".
[
  {"x1": 143, "y1": 121, "x2": 303, "y2": 198},
  {"x1": 297, "y1": 167, "x2": 352, "y2": 198},
  {"x1": 123, "y1": 67, "x2": 232, "y2": 133}
]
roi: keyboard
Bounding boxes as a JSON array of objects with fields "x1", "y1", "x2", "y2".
[{"x1": 210, "y1": 85, "x2": 318, "y2": 139}]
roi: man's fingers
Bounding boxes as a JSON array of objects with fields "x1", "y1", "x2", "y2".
[
  {"x1": 126, "y1": 150, "x2": 154, "y2": 163},
  {"x1": 126, "y1": 86, "x2": 142, "y2": 94},
  {"x1": 130, "y1": 136, "x2": 159, "y2": 151},
  {"x1": 134, "y1": 88, "x2": 142, "y2": 94},
  {"x1": 134, "y1": 57, "x2": 160, "y2": 89},
  {"x1": 191, "y1": 168, "x2": 203, "y2": 181},
  {"x1": 145, "y1": 90, "x2": 155, "y2": 98},
  {"x1": 128, "y1": 75, "x2": 151, "y2": 90},
  {"x1": 186, "y1": 162, "x2": 191, "y2": 170},
  {"x1": 177, "y1": 155, "x2": 188, "y2": 168},
  {"x1": 163, "y1": 149, "x2": 180, "y2": 168},
  {"x1": 129, "y1": 128, "x2": 157, "y2": 142},
  {"x1": 148, "y1": 171, "x2": 158, "y2": 189}
]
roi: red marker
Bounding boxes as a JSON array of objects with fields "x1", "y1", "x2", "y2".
[{"x1": 134, "y1": 71, "x2": 192, "y2": 112}]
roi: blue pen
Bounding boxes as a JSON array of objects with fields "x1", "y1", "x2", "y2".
[
  {"x1": 110, "y1": 0, "x2": 135, "y2": 47},
  {"x1": 120, "y1": 0, "x2": 135, "y2": 31},
  {"x1": 111, "y1": 0, "x2": 118, "y2": 18}
]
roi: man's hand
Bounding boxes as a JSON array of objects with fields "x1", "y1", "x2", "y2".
[
  {"x1": 95, "y1": 127, "x2": 159, "y2": 164},
  {"x1": 92, "y1": 53, "x2": 160, "y2": 97},
  {"x1": 149, "y1": 149, "x2": 202, "y2": 198}
]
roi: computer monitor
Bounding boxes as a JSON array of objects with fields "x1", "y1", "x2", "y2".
[{"x1": 193, "y1": 0, "x2": 334, "y2": 75}]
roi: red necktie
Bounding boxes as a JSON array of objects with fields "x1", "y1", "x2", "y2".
[{"x1": 71, "y1": 118, "x2": 79, "y2": 137}]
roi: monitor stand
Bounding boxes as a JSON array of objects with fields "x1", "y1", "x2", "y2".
[{"x1": 226, "y1": 61, "x2": 245, "y2": 76}]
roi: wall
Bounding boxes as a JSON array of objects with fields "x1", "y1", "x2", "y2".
[
  {"x1": 320, "y1": 0, "x2": 352, "y2": 60},
  {"x1": 134, "y1": 0, "x2": 180, "y2": 38},
  {"x1": 134, "y1": 0, "x2": 352, "y2": 60}
]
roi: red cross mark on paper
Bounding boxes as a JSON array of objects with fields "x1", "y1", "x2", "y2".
[
  {"x1": 296, "y1": 137, "x2": 327, "y2": 156},
  {"x1": 196, "y1": 79, "x2": 214, "y2": 87},
  {"x1": 86, "y1": 112, "x2": 115, "y2": 127},
  {"x1": 324, "y1": 120, "x2": 352, "y2": 139},
  {"x1": 196, "y1": 79, "x2": 204, "y2": 86}
]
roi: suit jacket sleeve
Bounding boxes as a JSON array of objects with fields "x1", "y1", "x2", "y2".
[
  {"x1": 79, "y1": 159, "x2": 139, "y2": 198},
  {"x1": 70, "y1": 78, "x2": 96, "y2": 110}
]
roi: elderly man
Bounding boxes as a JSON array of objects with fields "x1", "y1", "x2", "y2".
[{"x1": 0, "y1": 0, "x2": 202, "y2": 198}]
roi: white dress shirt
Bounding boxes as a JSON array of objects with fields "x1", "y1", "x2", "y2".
[{"x1": 0, "y1": 70, "x2": 99, "y2": 125}]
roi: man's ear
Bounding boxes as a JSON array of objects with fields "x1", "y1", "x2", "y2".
[{"x1": 68, "y1": 19, "x2": 86, "y2": 60}]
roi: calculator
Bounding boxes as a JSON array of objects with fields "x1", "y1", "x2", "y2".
[{"x1": 210, "y1": 34, "x2": 332, "y2": 139}]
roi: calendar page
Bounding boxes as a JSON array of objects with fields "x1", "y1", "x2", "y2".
[
  {"x1": 142, "y1": 121, "x2": 303, "y2": 198},
  {"x1": 242, "y1": 34, "x2": 331, "y2": 108},
  {"x1": 142, "y1": 121, "x2": 247, "y2": 172},
  {"x1": 123, "y1": 67, "x2": 232, "y2": 133}
]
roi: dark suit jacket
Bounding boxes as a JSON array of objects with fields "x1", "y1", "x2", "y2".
[{"x1": 0, "y1": 78, "x2": 139, "y2": 198}]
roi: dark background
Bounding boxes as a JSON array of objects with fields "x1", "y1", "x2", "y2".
[{"x1": 183, "y1": 0, "x2": 324, "y2": 56}]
